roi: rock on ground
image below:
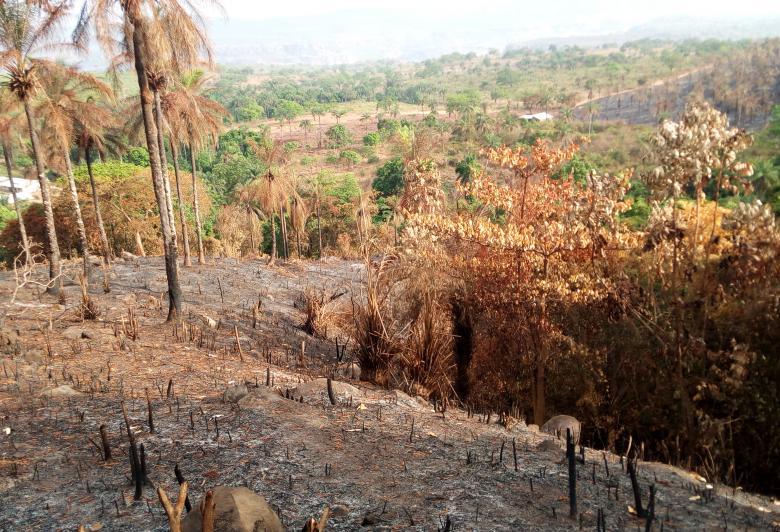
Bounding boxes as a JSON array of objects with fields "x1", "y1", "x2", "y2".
[
  {"x1": 238, "y1": 387, "x2": 287, "y2": 408},
  {"x1": 541, "y1": 414, "x2": 581, "y2": 442},
  {"x1": 42, "y1": 385, "x2": 82, "y2": 397},
  {"x1": 181, "y1": 486, "x2": 283, "y2": 532},
  {"x1": 223, "y1": 383, "x2": 249, "y2": 403},
  {"x1": 62, "y1": 326, "x2": 92, "y2": 340},
  {"x1": 292, "y1": 378, "x2": 361, "y2": 403}
]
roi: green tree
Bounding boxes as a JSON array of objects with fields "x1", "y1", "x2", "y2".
[
  {"x1": 372, "y1": 157, "x2": 405, "y2": 198},
  {"x1": 455, "y1": 154, "x2": 481, "y2": 184},
  {"x1": 124, "y1": 146, "x2": 150, "y2": 166},
  {"x1": 326, "y1": 124, "x2": 352, "y2": 148}
]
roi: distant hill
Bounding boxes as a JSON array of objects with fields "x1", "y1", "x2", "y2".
[
  {"x1": 517, "y1": 16, "x2": 780, "y2": 50},
  {"x1": 204, "y1": 10, "x2": 780, "y2": 66}
]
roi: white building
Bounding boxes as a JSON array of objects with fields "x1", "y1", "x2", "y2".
[
  {"x1": 0, "y1": 176, "x2": 41, "y2": 204},
  {"x1": 519, "y1": 112, "x2": 554, "y2": 122}
]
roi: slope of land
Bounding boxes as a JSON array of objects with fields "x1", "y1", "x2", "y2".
[{"x1": 0, "y1": 257, "x2": 777, "y2": 530}]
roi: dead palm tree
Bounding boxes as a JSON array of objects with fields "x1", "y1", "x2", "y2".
[
  {"x1": 246, "y1": 139, "x2": 290, "y2": 265},
  {"x1": 37, "y1": 63, "x2": 113, "y2": 276},
  {"x1": 289, "y1": 189, "x2": 311, "y2": 258},
  {"x1": 0, "y1": 89, "x2": 31, "y2": 264},
  {"x1": 75, "y1": 0, "x2": 222, "y2": 319},
  {"x1": 0, "y1": 0, "x2": 71, "y2": 291}
]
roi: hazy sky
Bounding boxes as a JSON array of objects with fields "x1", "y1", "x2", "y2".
[{"x1": 210, "y1": 0, "x2": 780, "y2": 22}]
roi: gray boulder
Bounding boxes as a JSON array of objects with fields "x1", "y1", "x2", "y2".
[
  {"x1": 182, "y1": 486, "x2": 283, "y2": 532},
  {"x1": 292, "y1": 378, "x2": 361, "y2": 403},
  {"x1": 224, "y1": 383, "x2": 249, "y2": 403},
  {"x1": 541, "y1": 415, "x2": 581, "y2": 442}
]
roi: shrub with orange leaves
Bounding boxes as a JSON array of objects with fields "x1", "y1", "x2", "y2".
[{"x1": 405, "y1": 140, "x2": 632, "y2": 425}]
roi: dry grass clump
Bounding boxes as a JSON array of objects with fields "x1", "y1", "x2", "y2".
[
  {"x1": 299, "y1": 287, "x2": 347, "y2": 338},
  {"x1": 351, "y1": 255, "x2": 455, "y2": 399},
  {"x1": 351, "y1": 259, "x2": 399, "y2": 383},
  {"x1": 214, "y1": 205, "x2": 263, "y2": 258},
  {"x1": 79, "y1": 274, "x2": 100, "y2": 320},
  {"x1": 397, "y1": 291, "x2": 454, "y2": 401}
]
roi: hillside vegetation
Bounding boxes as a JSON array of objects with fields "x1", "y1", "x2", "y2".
[{"x1": 1, "y1": 4, "x2": 779, "y2": 529}]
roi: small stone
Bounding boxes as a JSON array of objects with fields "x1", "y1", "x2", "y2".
[
  {"x1": 338, "y1": 363, "x2": 361, "y2": 380},
  {"x1": 120, "y1": 251, "x2": 137, "y2": 261},
  {"x1": 330, "y1": 504, "x2": 350, "y2": 517},
  {"x1": 63, "y1": 326, "x2": 91, "y2": 340},
  {"x1": 22, "y1": 348, "x2": 47, "y2": 364},
  {"x1": 292, "y1": 378, "x2": 362, "y2": 403},
  {"x1": 43, "y1": 384, "x2": 82, "y2": 397},
  {"x1": 224, "y1": 383, "x2": 249, "y2": 403}
]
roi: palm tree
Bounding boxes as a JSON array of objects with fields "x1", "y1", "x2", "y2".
[
  {"x1": 585, "y1": 101, "x2": 600, "y2": 136},
  {"x1": 299, "y1": 119, "x2": 312, "y2": 145},
  {"x1": 0, "y1": 0, "x2": 69, "y2": 291},
  {"x1": 74, "y1": 99, "x2": 123, "y2": 265},
  {"x1": 0, "y1": 89, "x2": 31, "y2": 264},
  {"x1": 76, "y1": 0, "x2": 221, "y2": 319},
  {"x1": 168, "y1": 69, "x2": 227, "y2": 265},
  {"x1": 289, "y1": 190, "x2": 310, "y2": 258},
  {"x1": 310, "y1": 105, "x2": 325, "y2": 148},
  {"x1": 246, "y1": 139, "x2": 290, "y2": 265},
  {"x1": 37, "y1": 64, "x2": 113, "y2": 276},
  {"x1": 160, "y1": 102, "x2": 192, "y2": 267},
  {"x1": 359, "y1": 113, "x2": 372, "y2": 132}
]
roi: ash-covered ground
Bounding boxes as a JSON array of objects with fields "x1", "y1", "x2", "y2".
[{"x1": 0, "y1": 256, "x2": 777, "y2": 531}]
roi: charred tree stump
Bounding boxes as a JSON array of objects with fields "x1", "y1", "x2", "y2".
[
  {"x1": 145, "y1": 388, "x2": 155, "y2": 434},
  {"x1": 326, "y1": 378, "x2": 336, "y2": 406},
  {"x1": 628, "y1": 457, "x2": 649, "y2": 518},
  {"x1": 99, "y1": 424, "x2": 111, "y2": 461},
  {"x1": 567, "y1": 428, "x2": 577, "y2": 519}
]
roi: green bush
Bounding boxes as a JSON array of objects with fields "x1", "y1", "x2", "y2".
[
  {"x1": 326, "y1": 124, "x2": 352, "y2": 148},
  {"x1": 123, "y1": 147, "x2": 150, "y2": 167},
  {"x1": 372, "y1": 157, "x2": 405, "y2": 198},
  {"x1": 363, "y1": 132, "x2": 381, "y2": 146},
  {"x1": 339, "y1": 150, "x2": 361, "y2": 166}
]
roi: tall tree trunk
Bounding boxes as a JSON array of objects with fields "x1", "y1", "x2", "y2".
[
  {"x1": 170, "y1": 140, "x2": 191, "y2": 267},
  {"x1": 188, "y1": 141, "x2": 206, "y2": 264},
  {"x1": 63, "y1": 153, "x2": 90, "y2": 276},
  {"x1": 2, "y1": 143, "x2": 31, "y2": 265},
  {"x1": 280, "y1": 204, "x2": 289, "y2": 260},
  {"x1": 23, "y1": 100, "x2": 60, "y2": 293},
  {"x1": 135, "y1": 231, "x2": 146, "y2": 257},
  {"x1": 316, "y1": 196, "x2": 322, "y2": 260},
  {"x1": 533, "y1": 358, "x2": 546, "y2": 426},
  {"x1": 269, "y1": 200, "x2": 277, "y2": 266},
  {"x1": 152, "y1": 90, "x2": 178, "y2": 242},
  {"x1": 85, "y1": 143, "x2": 111, "y2": 265},
  {"x1": 127, "y1": 11, "x2": 181, "y2": 320}
]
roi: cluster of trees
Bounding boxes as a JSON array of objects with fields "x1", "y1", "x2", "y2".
[
  {"x1": 351, "y1": 102, "x2": 779, "y2": 495},
  {"x1": 0, "y1": 0, "x2": 228, "y2": 319}
]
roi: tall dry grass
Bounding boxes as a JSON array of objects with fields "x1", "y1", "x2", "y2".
[{"x1": 350, "y1": 255, "x2": 456, "y2": 400}]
